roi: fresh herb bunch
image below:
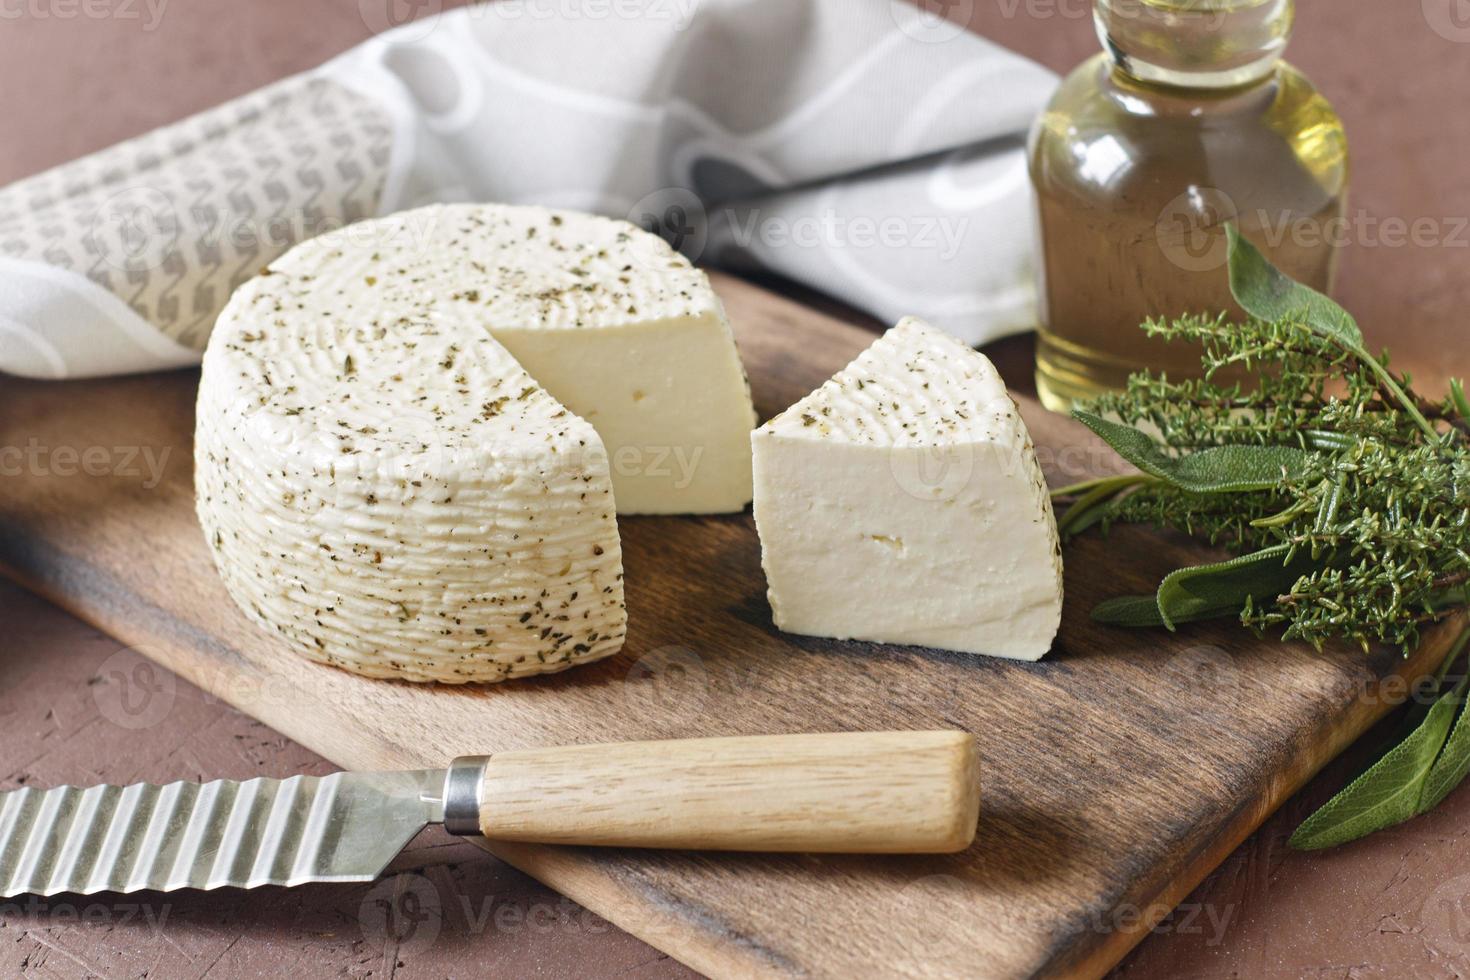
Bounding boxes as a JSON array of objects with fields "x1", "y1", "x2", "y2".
[{"x1": 1054, "y1": 227, "x2": 1470, "y2": 848}]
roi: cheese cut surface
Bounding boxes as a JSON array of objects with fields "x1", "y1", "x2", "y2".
[
  {"x1": 751, "y1": 317, "x2": 1064, "y2": 660},
  {"x1": 469, "y1": 208, "x2": 756, "y2": 515},
  {"x1": 195, "y1": 203, "x2": 754, "y2": 683}
]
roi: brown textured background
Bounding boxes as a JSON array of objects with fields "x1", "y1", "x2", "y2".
[{"x1": 2, "y1": 1, "x2": 1469, "y2": 977}]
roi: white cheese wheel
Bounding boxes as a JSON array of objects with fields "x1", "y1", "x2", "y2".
[
  {"x1": 196, "y1": 203, "x2": 754, "y2": 683},
  {"x1": 751, "y1": 317, "x2": 1064, "y2": 660}
]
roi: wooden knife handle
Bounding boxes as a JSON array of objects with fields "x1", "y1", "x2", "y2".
[{"x1": 477, "y1": 730, "x2": 979, "y2": 853}]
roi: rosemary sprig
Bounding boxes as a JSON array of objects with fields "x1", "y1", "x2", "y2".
[{"x1": 1055, "y1": 228, "x2": 1470, "y2": 845}]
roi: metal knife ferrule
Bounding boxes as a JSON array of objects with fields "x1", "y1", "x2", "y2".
[{"x1": 440, "y1": 756, "x2": 489, "y2": 837}]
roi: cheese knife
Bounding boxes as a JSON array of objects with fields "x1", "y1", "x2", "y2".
[{"x1": 0, "y1": 731, "x2": 978, "y2": 897}]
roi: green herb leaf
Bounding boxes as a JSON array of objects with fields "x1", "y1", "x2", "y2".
[
  {"x1": 1055, "y1": 472, "x2": 1154, "y2": 540},
  {"x1": 1451, "y1": 379, "x2": 1470, "y2": 424},
  {"x1": 1419, "y1": 630, "x2": 1470, "y2": 810},
  {"x1": 1091, "y1": 594, "x2": 1167, "y2": 627},
  {"x1": 1089, "y1": 545, "x2": 1323, "y2": 630},
  {"x1": 1155, "y1": 544, "x2": 1320, "y2": 630},
  {"x1": 1289, "y1": 681, "x2": 1463, "y2": 850},
  {"x1": 1074, "y1": 411, "x2": 1308, "y2": 493},
  {"x1": 1226, "y1": 226, "x2": 1438, "y2": 442},
  {"x1": 1420, "y1": 692, "x2": 1470, "y2": 812},
  {"x1": 1303, "y1": 430, "x2": 1355, "y2": 452},
  {"x1": 1226, "y1": 226, "x2": 1363, "y2": 346},
  {"x1": 1059, "y1": 501, "x2": 1113, "y2": 540}
]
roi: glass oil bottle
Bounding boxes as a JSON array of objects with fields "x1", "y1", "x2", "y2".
[{"x1": 1028, "y1": 0, "x2": 1348, "y2": 411}]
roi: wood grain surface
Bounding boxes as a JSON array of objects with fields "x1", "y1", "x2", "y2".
[
  {"x1": 0, "y1": 272, "x2": 1456, "y2": 978},
  {"x1": 478, "y1": 731, "x2": 980, "y2": 853}
]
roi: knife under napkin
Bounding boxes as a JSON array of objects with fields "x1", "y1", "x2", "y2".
[{"x1": 0, "y1": 731, "x2": 979, "y2": 897}]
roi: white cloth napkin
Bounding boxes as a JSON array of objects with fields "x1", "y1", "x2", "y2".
[{"x1": 0, "y1": 0, "x2": 1055, "y2": 380}]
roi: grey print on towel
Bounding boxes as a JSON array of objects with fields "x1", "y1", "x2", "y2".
[
  {"x1": 0, "y1": 0, "x2": 1057, "y2": 380},
  {"x1": 0, "y1": 75, "x2": 392, "y2": 355}
]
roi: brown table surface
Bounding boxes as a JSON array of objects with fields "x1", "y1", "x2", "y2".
[{"x1": 3, "y1": 2, "x2": 1469, "y2": 978}]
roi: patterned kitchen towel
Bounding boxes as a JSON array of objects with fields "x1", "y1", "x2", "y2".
[{"x1": 0, "y1": 0, "x2": 1056, "y2": 379}]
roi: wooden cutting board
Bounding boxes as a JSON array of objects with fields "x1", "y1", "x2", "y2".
[{"x1": 0, "y1": 273, "x2": 1452, "y2": 979}]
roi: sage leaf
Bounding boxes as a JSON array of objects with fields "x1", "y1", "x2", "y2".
[
  {"x1": 1289, "y1": 684, "x2": 1462, "y2": 850},
  {"x1": 1418, "y1": 633, "x2": 1470, "y2": 811},
  {"x1": 1226, "y1": 225, "x2": 1363, "y2": 346},
  {"x1": 1090, "y1": 545, "x2": 1320, "y2": 629},
  {"x1": 1420, "y1": 691, "x2": 1470, "y2": 812},
  {"x1": 1396, "y1": 634, "x2": 1465, "y2": 739},
  {"x1": 1155, "y1": 544, "x2": 1320, "y2": 630},
  {"x1": 1226, "y1": 230, "x2": 1437, "y2": 440},
  {"x1": 1091, "y1": 594, "x2": 1166, "y2": 627},
  {"x1": 1074, "y1": 412, "x2": 1307, "y2": 492}
]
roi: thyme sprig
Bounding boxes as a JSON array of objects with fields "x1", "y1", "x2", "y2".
[
  {"x1": 1059, "y1": 231, "x2": 1469, "y2": 651},
  {"x1": 1054, "y1": 228, "x2": 1470, "y2": 846}
]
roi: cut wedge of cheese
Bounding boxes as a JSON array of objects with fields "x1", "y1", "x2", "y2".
[
  {"x1": 195, "y1": 203, "x2": 755, "y2": 683},
  {"x1": 751, "y1": 317, "x2": 1064, "y2": 660}
]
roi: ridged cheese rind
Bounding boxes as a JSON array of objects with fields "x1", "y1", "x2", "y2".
[
  {"x1": 196, "y1": 205, "x2": 648, "y2": 683},
  {"x1": 751, "y1": 317, "x2": 1064, "y2": 660}
]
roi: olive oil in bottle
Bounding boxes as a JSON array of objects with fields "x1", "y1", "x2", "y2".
[{"x1": 1028, "y1": 0, "x2": 1348, "y2": 411}]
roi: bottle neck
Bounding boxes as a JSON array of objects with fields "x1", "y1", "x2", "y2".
[{"x1": 1094, "y1": 0, "x2": 1294, "y2": 90}]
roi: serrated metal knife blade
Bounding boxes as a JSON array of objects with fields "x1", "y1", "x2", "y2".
[{"x1": 0, "y1": 768, "x2": 447, "y2": 897}]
